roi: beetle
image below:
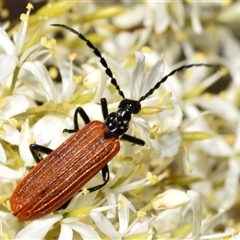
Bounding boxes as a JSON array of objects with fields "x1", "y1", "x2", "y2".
[{"x1": 10, "y1": 24, "x2": 219, "y2": 221}]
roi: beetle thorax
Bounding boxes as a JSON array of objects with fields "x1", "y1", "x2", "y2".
[{"x1": 104, "y1": 99, "x2": 141, "y2": 138}]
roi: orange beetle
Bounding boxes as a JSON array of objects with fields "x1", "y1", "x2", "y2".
[{"x1": 10, "y1": 24, "x2": 219, "y2": 221}]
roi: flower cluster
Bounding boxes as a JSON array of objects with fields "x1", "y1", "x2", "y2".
[{"x1": 0, "y1": 1, "x2": 240, "y2": 239}]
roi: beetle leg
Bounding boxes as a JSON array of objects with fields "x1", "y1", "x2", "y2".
[
  {"x1": 29, "y1": 144, "x2": 53, "y2": 164},
  {"x1": 120, "y1": 134, "x2": 145, "y2": 146},
  {"x1": 56, "y1": 165, "x2": 110, "y2": 211},
  {"x1": 86, "y1": 164, "x2": 110, "y2": 192},
  {"x1": 63, "y1": 107, "x2": 91, "y2": 133},
  {"x1": 100, "y1": 98, "x2": 109, "y2": 120}
]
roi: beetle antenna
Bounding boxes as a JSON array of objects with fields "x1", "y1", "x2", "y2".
[
  {"x1": 138, "y1": 63, "x2": 220, "y2": 102},
  {"x1": 51, "y1": 24, "x2": 125, "y2": 99}
]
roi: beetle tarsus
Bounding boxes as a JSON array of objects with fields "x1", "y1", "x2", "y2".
[{"x1": 86, "y1": 164, "x2": 110, "y2": 192}]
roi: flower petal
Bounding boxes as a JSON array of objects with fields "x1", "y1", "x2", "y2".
[
  {"x1": 59, "y1": 222, "x2": 73, "y2": 240},
  {"x1": 89, "y1": 211, "x2": 121, "y2": 239},
  {"x1": 159, "y1": 131, "x2": 182, "y2": 158},
  {"x1": 0, "y1": 143, "x2": 6, "y2": 163},
  {"x1": 13, "y1": 6, "x2": 31, "y2": 56},
  {"x1": 70, "y1": 222, "x2": 101, "y2": 239},
  {"x1": 190, "y1": 2, "x2": 203, "y2": 34},
  {"x1": 0, "y1": 165, "x2": 24, "y2": 182},
  {"x1": 151, "y1": 208, "x2": 182, "y2": 233},
  {"x1": 0, "y1": 95, "x2": 29, "y2": 119},
  {"x1": 125, "y1": 217, "x2": 152, "y2": 237},
  {"x1": 149, "y1": 2, "x2": 169, "y2": 33},
  {"x1": 0, "y1": 123, "x2": 20, "y2": 145},
  {"x1": 32, "y1": 114, "x2": 65, "y2": 145},
  {"x1": 196, "y1": 136, "x2": 232, "y2": 157},
  {"x1": 15, "y1": 215, "x2": 62, "y2": 239},
  {"x1": 152, "y1": 189, "x2": 189, "y2": 210},
  {"x1": 19, "y1": 119, "x2": 35, "y2": 167},
  {"x1": 201, "y1": 209, "x2": 225, "y2": 235},
  {"x1": 186, "y1": 190, "x2": 201, "y2": 239},
  {"x1": 118, "y1": 194, "x2": 134, "y2": 234},
  {"x1": 113, "y1": 5, "x2": 144, "y2": 29},
  {"x1": 220, "y1": 159, "x2": 240, "y2": 209},
  {"x1": 21, "y1": 61, "x2": 59, "y2": 102},
  {"x1": 0, "y1": 28, "x2": 14, "y2": 55},
  {"x1": 0, "y1": 54, "x2": 17, "y2": 81},
  {"x1": 141, "y1": 56, "x2": 164, "y2": 98},
  {"x1": 195, "y1": 96, "x2": 238, "y2": 122},
  {"x1": 131, "y1": 52, "x2": 145, "y2": 100}
]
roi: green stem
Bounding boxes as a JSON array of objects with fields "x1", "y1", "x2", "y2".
[
  {"x1": 8, "y1": 66, "x2": 20, "y2": 96},
  {"x1": 129, "y1": 202, "x2": 153, "y2": 222},
  {"x1": 18, "y1": 103, "x2": 75, "y2": 117}
]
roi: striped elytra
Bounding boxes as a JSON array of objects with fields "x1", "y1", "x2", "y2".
[{"x1": 10, "y1": 121, "x2": 120, "y2": 221}]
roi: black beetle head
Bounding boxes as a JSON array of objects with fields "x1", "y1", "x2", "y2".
[{"x1": 118, "y1": 99, "x2": 141, "y2": 114}]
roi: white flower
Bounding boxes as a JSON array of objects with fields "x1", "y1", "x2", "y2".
[
  {"x1": 146, "y1": 1, "x2": 185, "y2": 34},
  {"x1": 184, "y1": 104, "x2": 232, "y2": 157},
  {"x1": 18, "y1": 119, "x2": 35, "y2": 167},
  {"x1": 14, "y1": 194, "x2": 154, "y2": 239},
  {"x1": 2, "y1": 1, "x2": 239, "y2": 239},
  {"x1": 15, "y1": 215, "x2": 63, "y2": 239},
  {"x1": 0, "y1": 95, "x2": 29, "y2": 121},
  {"x1": 151, "y1": 208, "x2": 183, "y2": 234},
  {"x1": 151, "y1": 189, "x2": 189, "y2": 210},
  {"x1": 0, "y1": 164, "x2": 25, "y2": 183},
  {"x1": 0, "y1": 3, "x2": 49, "y2": 95},
  {"x1": 185, "y1": 190, "x2": 235, "y2": 240}
]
